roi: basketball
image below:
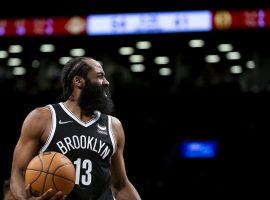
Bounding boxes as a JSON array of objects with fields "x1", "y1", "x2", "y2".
[{"x1": 25, "y1": 151, "x2": 76, "y2": 197}]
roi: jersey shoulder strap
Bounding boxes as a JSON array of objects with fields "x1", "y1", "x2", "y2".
[{"x1": 40, "y1": 104, "x2": 57, "y2": 152}]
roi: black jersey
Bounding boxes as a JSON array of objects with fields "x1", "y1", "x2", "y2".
[{"x1": 40, "y1": 103, "x2": 116, "y2": 200}]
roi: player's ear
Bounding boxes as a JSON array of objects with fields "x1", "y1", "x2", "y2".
[{"x1": 73, "y1": 76, "x2": 85, "y2": 89}]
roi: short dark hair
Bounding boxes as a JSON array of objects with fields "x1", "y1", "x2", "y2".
[{"x1": 61, "y1": 57, "x2": 91, "y2": 101}]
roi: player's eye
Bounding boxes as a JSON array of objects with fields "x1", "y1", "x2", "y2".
[{"x1": 97, "y1": 74, "x2": 105, "y2": 78}]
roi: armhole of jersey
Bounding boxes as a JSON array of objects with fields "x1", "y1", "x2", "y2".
[
  {"x1": 108, "y1": 116, "x2": 117, "y2": 155},
  {"x1": 40, "y1": 105, "x2": 56, "y2": 153}
]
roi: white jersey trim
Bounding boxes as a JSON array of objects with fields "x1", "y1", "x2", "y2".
[
  {"x1": 59, "y1": 102, "x2": 100, "y2": 127},
  {"x1": 40, "y1": 105, "x2": 56, "y2": 152},
  {"x1": 108, "y1": 116, "x2": 117, "y2": 155}
]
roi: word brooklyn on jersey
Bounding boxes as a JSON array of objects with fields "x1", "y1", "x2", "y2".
[{"x1": 56, "y1": 135, "x2": 111, "y2": 159}]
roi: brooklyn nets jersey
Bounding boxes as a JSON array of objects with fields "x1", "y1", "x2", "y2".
[{"x1": 40, "y1": 103, "x2": 117, "y2": 200}]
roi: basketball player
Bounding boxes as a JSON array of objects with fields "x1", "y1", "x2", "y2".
[{"x1": 10, "y1": 57, "x2": 141, "y2": 200}]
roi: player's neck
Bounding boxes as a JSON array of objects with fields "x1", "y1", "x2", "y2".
[{"x1": 63, "y1": 100, "x2": 94, "y2": 122}]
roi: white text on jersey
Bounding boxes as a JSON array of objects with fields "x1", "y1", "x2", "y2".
[{"x1": 56, "y1": 135, "x2": 111, "y2": 159}]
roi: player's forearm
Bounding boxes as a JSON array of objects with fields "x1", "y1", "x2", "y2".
[
  {"x1": 10, "y1": 169, "x2": 28, "y2": 200},
  {"x1": 113, "y1": 180, "x2": 141, "y2": 200}
]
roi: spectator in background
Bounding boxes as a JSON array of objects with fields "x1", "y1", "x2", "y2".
[{"x1": 3, "y1": 179, "x2": 15, "y2": 200}]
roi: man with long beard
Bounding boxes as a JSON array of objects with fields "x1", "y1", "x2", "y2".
[{"x1": 10, "y1": 57, "x2": 141, "y2": 200}]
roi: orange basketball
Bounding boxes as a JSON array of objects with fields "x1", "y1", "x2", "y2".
[{"x1": 25, "y1": 151, "x2": 76, "y2": 197}]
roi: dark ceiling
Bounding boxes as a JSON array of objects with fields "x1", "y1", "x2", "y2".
[{"x1": 0, "y1": 0, "x2": 270, "y2": 18}]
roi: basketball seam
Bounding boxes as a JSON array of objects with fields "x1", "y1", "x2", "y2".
[
  {"x1": 42, "y1": 152, "x2": 57, "y2": 194},
  {"x1": 53, "y1": 163, "x2": 75, "y2": 182},
  {"x1": 26, "y1": 168, "x2": 75, "y2": 183},
  {"x1": 53, "y1": 176, "x2": 74, "y2": 193},
  {"x1": 28, "y1": 155, "x2": 44, "y2": 185},
  {"x1": 52, "y1": 162, "x2": 74, "y2": 175},
  {"x1": 52, "y1": 176, "x2": 58, "y2": 192},
  {"x1": 27, "y1": 154, "x2": 44, "y2": 196},
  {"x1": 52, "y1": 162, "x2": 75, "y2": 191}
]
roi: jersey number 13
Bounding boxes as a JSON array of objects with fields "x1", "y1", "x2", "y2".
[{"x1": 74, "y1": 158, "x2": 92, "y2": 186}]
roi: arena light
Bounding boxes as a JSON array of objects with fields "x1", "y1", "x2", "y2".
[
  {"x1": 70, "y1": 48, "x2": 86, "y2": 57},
  {"x1": 217, "y1": 44, "x2": 233, "y2": 52},
  {"x1": 12, "y1": 67, "x2": 26, "y2": 76},
  {"x1": 159, "y1": 67, "x2": 172, "y2": 76},
  {"x1": 205, "y1": 55, "x2": 220, "y2": 63},
  {"x1": 59, "y1": 57, "x2": 72, "y2": 65},
  {"x1": 8, "y1": 45, "x2": 23, "y2": 53},
  {"x1": 0, "y1": 50, "x2": 8, "y2": 59},
  {"x1": 40, "y1": 44, "x2": 55, "y2": 53},
  {"x1": 32, "y1": 60, "x2": 40, "y2": 68},
  {"x1": 154, "y1": 56, "x2": 170, "y2": 65},
  {"x1": 129, "y1": 55, "x2": 144, "y2": 63},
  {"x1": 226, "y1": 52, "x2": 241, "y2": 60},
  {"x1": 189, "y1": 39, "x2": 205, "y2": 48},
  {"x1": 7, "y1": 58, "x2": 22, "y2": 66},
  {"x1": 136, "y1": 41, "x2": 152, "y2": 49},
  {"x1": 246, "y1": 60, "x2": 255, "y2": 69},
  {"x1": 181, "y1": 140, "x2": 218, "y2": 159},
  {"x1": 119, "y1": 47, "x2": 134, "y2": 55},
  {"x1": 230, "y1": 65, "x2": 242, "y2": 74},
  {"x1": 130, "y1": 64, "x2": 145, "y2": 72}
]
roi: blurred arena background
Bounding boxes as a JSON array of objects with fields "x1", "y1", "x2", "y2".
[{"x1": 1, "y1": 0, "x2": 270, "y2": 199}]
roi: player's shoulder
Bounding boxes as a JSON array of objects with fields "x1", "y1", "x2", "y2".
[
  {"x1": 109, "y1": 115, "x2": 125, "y2": 138},
  {"x1": 109, "y1": 115, "x2": 122, "y2": 127},
  {"x1": 26, "y1": 106, "x2": 51, "y2": 122},
  {"x1": 21, "y1": 106, "x2": 52, "y2": 137},
  {"x1": 109, "y1": 116, "x2": 125, "y2": 147}
]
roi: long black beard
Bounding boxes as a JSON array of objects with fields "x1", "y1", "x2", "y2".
[{"x1": 78, "y1": 80, "x2": 114, "y2": 116}]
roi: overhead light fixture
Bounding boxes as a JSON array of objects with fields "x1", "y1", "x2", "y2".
[
  {"x1": 40, "y1": 44, "x2": 55, "y2": 53},
  {"x1": 154, "y1": 56, "x2": 169, "y2": 65},
  {"x1": 226, "y1": 52, "x2": 241, "y2": 60},
  {"x1": 9, "y1": 45, "x2": 23, "y2": 53},
  {"x1": 230, "y1": 65, "x2": 242, "y2": 74},
  {"x1": 119, "y1": 47, "x2": 134, "y2": 55},
  {"x1": 129, "y1": 55, "x2": 144, "y2": 63},
  {"x1": 205, "y1": 55, "x2": 220, "y2": 63},
  {"x1": 136, "y1": 41, "x2": 152, "y2": 49},
  {"x1": 130, "y1": 64, "x2": 145, "y2": 72},
  {"x1": 218, "y1": 44, "x2": 233, "y2": 52},
  {"x1": 7, "y1": 58, "x2": 22, "y2": 66},
  {"x1": 189, "y1": 39, "x2": 205, "y2": 48},
  {"x1": 159, "y1": 67, "x2": 172, "y2": 76},
  {"x1": 59, "y1": 57, "x2": 72, "y2": 65},
  {"x1": 13, "y1": 66, "x2": 26, "y2": 76},
  {"x1": 32, "y1": 60, "x2": 40, "y2": 68},
  {"x1": 70, "y1": 48, "x2": 86, "y2": 57},
  {"x1": 246, "y1": 61, "x2": 255, "y2": 69},
  {"x1": 0, "y1": 50, "x2": 8, "y2": 59}
]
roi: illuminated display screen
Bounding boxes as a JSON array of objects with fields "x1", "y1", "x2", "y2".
[
  {"x1": 213, "y1": 9, "x2": 270, "y2": 30},
  {"x1": 1, "y1": 9, "x2": 270, "y2": 37},
  {"x1": 86, "y1": 11, "x2": 212, "y2": 35},
  {"x1": 0, "y1": 17, "x2": 86, "y2": 37},
  {"x1": 181, "y1": 140, "x2": 218, "y2": 158}
]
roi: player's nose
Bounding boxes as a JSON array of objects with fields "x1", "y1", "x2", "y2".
[{"x1": 103, "y1": 78, "x2": 109, "y2": 86}]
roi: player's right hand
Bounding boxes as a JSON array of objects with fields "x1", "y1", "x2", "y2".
[{"x1": 26, "y1": 184, "x2": 66, "y2": 200}]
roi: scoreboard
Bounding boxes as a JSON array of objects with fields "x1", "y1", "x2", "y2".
[
  {"x1": 0, "y1": 9, "x2": 270, "y2": 37},
  {"x1": 86, "y1": 11, "x2": 212, "y2": 35}
]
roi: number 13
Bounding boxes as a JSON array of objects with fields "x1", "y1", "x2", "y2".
[{"x1": 74, "y1": 158, "x2": 92, "y2": 186}]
